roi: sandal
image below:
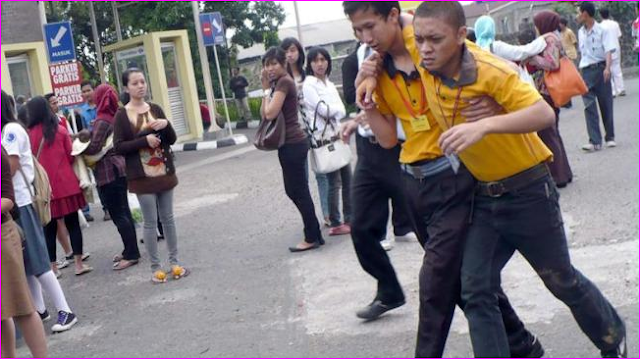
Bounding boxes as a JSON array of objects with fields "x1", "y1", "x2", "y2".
[
  {"x1": 113, "y1": 254, "x2": 124, "y2": 263},
  {"x1": 170, "y1": 265, "x2": 191, "y2": 280},
  {"x1": 113, "y1": 259, "x2": 139, "y2": 271},
  {"x1": 152, "y1": 270, "x2": 168, "y2": 284},
  {"x1": 75, "y1": 265, "x2": 94, "y2": 276}
]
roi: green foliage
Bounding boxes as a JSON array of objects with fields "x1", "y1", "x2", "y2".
[{"x1": 45, "y1": 1, "x2": 286, "y2": 98}]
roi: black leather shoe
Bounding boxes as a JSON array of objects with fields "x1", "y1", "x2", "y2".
[
  {"x1": 288, "y1": 242, "x2": 320, "y2": 253},
  {"x1": 512, "y1": 335, "x2": 544, "y2": 358},
  {"x1": 356, "y1": 299, "x2": 405, "y2": 320}
]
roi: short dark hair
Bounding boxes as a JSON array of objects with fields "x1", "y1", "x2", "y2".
[
  {"x1": 1, "y1": 90, "x2": 18, "y2": 130},
  {"x1": 342, "y1": 1, "x2": 401, "y2": 19},
  {"x1": 15, "y1": 95, "x2": 26, "y2": 104},
  {"x1": 262, "y1": 47, "x2": 286, "y2": 66},
  {"x1": 579, "y1": 2, "x2": 596, "y2": 18},
  {"x1": 560, "y1": 18, "x2": 569, "y2": 26},
  {"x1": 44, "y1": 93, "x2": 55, "y2": 101},
  {"x1": 305, "y1": 47, "x2": 332, "y2": 77},
  {"x1": 122, "y1": 68, "x2": 145, "y2": 88},
  {"x1": 415, "y1": 1, "x2": 466, "y2": 30},
  {"x1": 80, "y1": 80, "x2": 94, "y2": 89},
  {"x1": 280, "y1": 37, "x2": 306, "y2": 82},
  {"x1": 599, "y1": 8, "x2": 610, "y2": 19},
  {"x1": 466, "y1": 27, "x2": 477, "y2": 43}
]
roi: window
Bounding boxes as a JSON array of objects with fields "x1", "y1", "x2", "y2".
[{"x1": 7, "y1": 55, "x2": 34, "y2": 99}]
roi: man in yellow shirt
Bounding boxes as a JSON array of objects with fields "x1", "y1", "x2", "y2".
[
  {"x1": 345, "y1": 2, "x2": 542, "y2": 357},
  {"x1": 412, "y1": 2, "x2": 626, "y2": 357},
  {"x1": 560, "y1": 18, "x2": 579, "y2": 62}
]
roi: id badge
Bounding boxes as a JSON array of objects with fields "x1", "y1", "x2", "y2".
[
  {"x1": 410, "y1": 115, "x2": 431, "y2": 132},
  {"x1": 446, "y1": 154, "x2": 461, "y2": 174}
]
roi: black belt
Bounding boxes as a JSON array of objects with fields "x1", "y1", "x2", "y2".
[
  {"x1": 476, "y1": 163, "x2": 550, "y2": 198},
  {"x1": 583, "y1": 62, "x2": 606, "y2": 70}
]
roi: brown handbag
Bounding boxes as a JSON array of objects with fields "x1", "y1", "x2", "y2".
[{"x1": 253, "y1": 92, "x2": 286, "y2": 151}]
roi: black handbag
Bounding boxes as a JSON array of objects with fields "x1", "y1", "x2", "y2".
[{"x1": 254, "y1": 91, "x2": 286, "y2": 151}]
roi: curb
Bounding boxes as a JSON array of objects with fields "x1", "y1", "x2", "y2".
[
  {"x1": 222, "y1": 120, "x2": 260, "y2": 130},
  {"x1": 171, "y1": 134, "x2": 249, "y2": 153}
]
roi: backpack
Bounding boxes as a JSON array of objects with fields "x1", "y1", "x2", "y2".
[{"x1": 18, "y1": 138, "x2": 52, "y2": 226}]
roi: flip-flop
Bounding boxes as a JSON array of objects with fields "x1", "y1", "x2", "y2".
[
  {"x1": 75, "y1": 265, "x2": 94, "y2": 276},
  {"x1": 170, "y1": 266, "x2": 191, "y2": 280},
  {"x1": 113, "y1": 260, "x2": 139, "y2": 271},
  {"x1": 113, "y1": 254, "x2": 124, "y2": 263}
]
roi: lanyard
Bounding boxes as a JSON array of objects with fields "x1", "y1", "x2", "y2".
[
  {"x1": 434, "y1": 77, "x2": 463, "y2": 130},
  {"x1": 390, "y1": 75, "x2": 426, "y2": 119}
]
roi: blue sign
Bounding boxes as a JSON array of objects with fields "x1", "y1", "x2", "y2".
[
  {"x1": 200, "y1": 12, "x2": 225, "y2": 46},
  {"x1": 44, "y1": 21, "x2": 76, "y2": 64}
]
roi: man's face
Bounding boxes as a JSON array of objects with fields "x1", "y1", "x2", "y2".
[
  {"x1": 414, "y1": 16, "x2": 466, "y2": 73},
  {"x1": 48, "y1": 96, "x2": 59, "y2": 113},
  {"x1": 559, "y1": 23, "x2": 566, "y2": 31},
  {"x1": 232, "y1": 68, "x2": 239, "y2": 76},
  {"x1": 81, "y1": 85, "x2": 94, "y2": 103},
  {"x1": 349, "y1": 7, "x2": 400, "y2": 54},
  {"x1": 576, "y1": 9, "x2": 587, "y2": 24}
]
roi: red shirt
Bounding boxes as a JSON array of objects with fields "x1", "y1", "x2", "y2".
[
  {"x1": 200, "y1": 104, "x2": 211, "y2": 124},
  {"x1": 28, "y1": 124, "x2": 82, "y2": 201}
]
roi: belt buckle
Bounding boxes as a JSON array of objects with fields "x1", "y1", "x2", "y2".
[
  {"x1": 368, "y1": 136, "x2": 378, "y2": 145},
  {"x1": 411, "y1": 166, "x2": 424, "y2": 180},
  {"x1": 485, "y1": 182, "x2": 506, "y2": 198}
]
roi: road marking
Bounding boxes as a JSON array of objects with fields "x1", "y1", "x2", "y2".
[{"x1": 177, "y1": 146, "x2": 257, "y2": 174}]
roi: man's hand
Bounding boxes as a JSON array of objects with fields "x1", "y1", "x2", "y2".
[
  {"x1": 78, "y1": 129, "x2": 91, "y2": 143},
  {"x1": 439, "y1": 121, "x2": 488, "y2": 155},
  {"x1": 355, "y1": 52, "x2": 382, "y2": 88},
  {"x1": 603, "y1": 67, "x2": 611, "y2": 82},
  {"x1": 356, "y1": 78, "x2": 378, "y2": 111},
  {"x1": 340, "y1": 119, "x2": 359, "y2": 143},
  {"x1": 461, "y1": 96, "x2": 504, "y2": 123}
]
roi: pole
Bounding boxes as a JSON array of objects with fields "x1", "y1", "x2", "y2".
[
  {"x1": 191, "y1": 1, "x2": 221, "y2": 134},
  {"x1": 112, "y1": 2, "x2": 123, "y2": 42},
  {"x1": 213, "y1": 44, "x2": 233, "y2": 136},
  {"x1": 89, "y1": 2, "x2": 106, "y2": 84},
  {"x1": 293, "y1": 1, "x2": 303, "y2": 44},
  {"x1": 38, "y1": 2, "x2": 47, "y2": 27}
]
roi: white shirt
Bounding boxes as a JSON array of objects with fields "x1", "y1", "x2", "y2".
[
  {"x1": 302, "y1": 76, "x2": 346, "y2": 140},
  {"x1": 600, "y1": 19, "x2": 622, "y2": 60},
  {"x1": 579, "y1": 22, "x2": 618, "y2": 68},
  {"x1": 491, "y1": 36, "x2": 547, "y2": 62},
  {"x1": 2, "y1": 123, "x2": 35, "y2": 207},
  {"x1": 355, "y1": 44, "x2": 407, "y2": 141}
]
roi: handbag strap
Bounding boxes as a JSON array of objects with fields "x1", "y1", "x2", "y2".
[
  {"x1": 36, "y1": 137, "x2": 45, "y2": 160},
  {"x1": 313, "y1": 100, "x2": 337, "y2": 140}
]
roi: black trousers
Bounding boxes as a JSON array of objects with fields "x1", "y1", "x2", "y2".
[
  {"x1": 404, "y1": 165, "x2": 534, "y2": 358},
  {"x1": 44, "y1": 211, "x2": 83, "y2": 262},
  {"x1": 98, "y1": 176, "x2": 141, "y2": 260},
  {"x1": 350, "y1": 134, "x2": 414, "y2": 304},
  {"x1": 278, "y1": 141, "x2": 323, "y2": 244}
]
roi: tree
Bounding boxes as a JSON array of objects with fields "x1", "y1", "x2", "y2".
[{"x1": 46, "y1": 1, "x2": 286, "y2": 97}]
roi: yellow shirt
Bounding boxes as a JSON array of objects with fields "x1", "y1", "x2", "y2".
[
  {"x1": 374, "y1": 24, "x2": 443, "y2": 164},
  {"x1": 561, "y1": 28, "x2": 578, "y2": 60},
  {"x1": 419, "y1": 42, "x2": 552, "y2": 182}
]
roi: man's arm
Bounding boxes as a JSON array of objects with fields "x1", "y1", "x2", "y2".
[
  {"x1": 439, "y1": 100, "x2": 554, "y2": 154},
  {"x1": 363, "y1": 107, "x2": 398, "y2": 149}
]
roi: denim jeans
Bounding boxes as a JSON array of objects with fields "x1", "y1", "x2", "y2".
[
  {"x1": 461, "y1": 174, "x2": 624, "y2": 357},
  {"x1": 315, "y1": 172, "x2": 330, "y2": 219},
  {"x1": 137, "y1": 190, "x2": 179, "y2": 272},
  {"x1": 581, "y1": 63, "x2": 615, "y2": 145},
  {"x1": 327, "y1": 164, "x2": 352, "y2": 227}
]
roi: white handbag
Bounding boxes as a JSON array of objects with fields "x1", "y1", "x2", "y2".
[{"x1": 307, "y1": 101, "x2": 352, "y2": 174}]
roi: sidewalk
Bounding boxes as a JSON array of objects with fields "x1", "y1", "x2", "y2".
[{"x1": 171, "y1": 133, "x2": 249, "y2": 153}]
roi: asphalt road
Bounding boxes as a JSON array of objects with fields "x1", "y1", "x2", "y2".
[{"x1": 20, "y1": 79, "x2": 638, "y2": 358}]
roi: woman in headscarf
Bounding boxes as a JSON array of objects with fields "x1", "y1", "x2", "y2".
[
  {"x1": 526, "y1": 10, "x2": 574, "y2": 188},
  {"x1": 474, "y1": 15, "x2": 547, "y2": 62},
  {"x1": 79, "y1": 84, "x2": 141, "y2": 270}
]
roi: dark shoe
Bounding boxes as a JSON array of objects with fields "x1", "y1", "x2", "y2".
[
  {"x1": 602, "y1": 332, "x2": 627, "y2": 358},
  {"x1": 512, "y1": 335, "x2": 545, "y2": 358},
  {"x1": 103, "y1": 211, "x2": 111, "y2": 221},
  {"x1": 356, "y1": 299, "x2": 405, "y2": 320},
  {"x1": 38, "y1": 309, "x2": 51, "y2": 322},
  {"x1": 84, "y1": 214, "x2": 94, "y2": 222},
  {"x1": 51, "y1": 311, "x2": 78, "y2": 332},
  {"x1": 288, "y1": 242, "x2": 320, "y2": 253}
]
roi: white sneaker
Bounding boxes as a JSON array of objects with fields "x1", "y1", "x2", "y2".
[
  {"x1": 395, "y1": 232, "x2": 418, "y2": 242},
  {"x1": 56, "y1": 259, "x2": 70, "y2": 269},
  {"x1": 380, "y1": 237, "x2": 395, "y2": 251},
  {"x1": 605, "y1": 141, "x2": 617, "y2": 148},
  {"x1": 581, "y1": 143, "x2": 602, "y2": 152}
]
